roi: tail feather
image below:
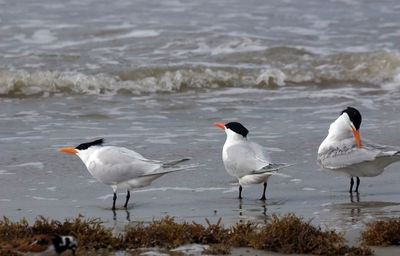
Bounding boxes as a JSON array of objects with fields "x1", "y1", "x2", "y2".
[
  {"x1": 388, "y1": 151, "x2": 400, "y2": 162},
  {"x1": 253, "y1": 163, "x2": 294, "y2": 174},
  {"x1": 142, "y1": 163, "x2": 200, "y2": 177},
  {"x1": 162, "y1": 158, "x2": 191, "y2": 168}
]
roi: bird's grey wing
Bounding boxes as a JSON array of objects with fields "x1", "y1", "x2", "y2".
[
  {"x1": 90, "y1": 147, "x2": 162, "y2": 184},
  {"x1": 98, "y1": 146, "x2": 161, "y2": 163},
  {"x1": 246, "y1": 141, "x2": 291, "y2": 173},
  {"x1": 363, "y1": 140, "x2": 400, "y2": 154},
  {"x1": 318, "y1": 144, "x2": 381, "y2": 169},
  {"x1": 248, "y1": 141, "x2": 271, "y2": 163},
  {"x1": 225, "y1": 143, "x2": 270, "y2": 172}
]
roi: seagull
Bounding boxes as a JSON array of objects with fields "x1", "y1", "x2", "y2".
[
  {"x1": 59, "y1": 139, "x2": 194, "y2": 210},
  {"x1": 1, "y1": 234, "x2": 77, "y2": 256},
  {"x1": 318, "y1": 106, "x2": 400, "y2": 193},
  {"x1": 214, "y1": 122, "x2": 291, "y2": 200}
]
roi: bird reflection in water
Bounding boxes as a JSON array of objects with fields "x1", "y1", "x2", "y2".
[
  {"x1": 112, "y1": 209, "x2": 131, "y2": 221},
  {"x1": 238, "y1": 200, "x2": 267, "y2": 223},
  {"x1": 349, "y1": 192, "x2": 361, "y2": 222},
  {"x1": 350, "y1": 192, "x2": 360, "y2": 203}
]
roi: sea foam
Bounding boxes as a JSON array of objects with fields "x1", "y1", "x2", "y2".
[{"x1": 0, "y1": 50, "x2": 399, "y2": 97}]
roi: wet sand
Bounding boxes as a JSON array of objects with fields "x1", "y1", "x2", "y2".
[
  {"x1": 230, "y1": 247, "x2": 400, "y2": 256},
  {"x1": 118, "y1": 245, "x2": 400, "y2": 256}
]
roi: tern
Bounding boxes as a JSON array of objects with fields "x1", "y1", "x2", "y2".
[
  {"x1": 59, "y1": 139, "x2": 193, "y2": 210},
  {"x1": 1, "y1": 234, "x2": 77, "y2": 256},
  {"x1": 318, "y1": 106, "x2": 400, "y2": 193},
  {"x1": 215, "y1": 122, "x2": 291, "y2": 200}
]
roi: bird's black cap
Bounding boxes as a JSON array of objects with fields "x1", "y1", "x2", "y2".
[
  {"x1": 225, "y1": 122, "x2": 249, "y2": 138},
  {"x1": 76, "y1": 139, "x2": 104, "y2": 150},
  {"x1": 341, "y1": 107, "x2": 362, "y2": 130}
]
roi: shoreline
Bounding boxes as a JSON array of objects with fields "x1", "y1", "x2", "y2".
[
  {"x1": 2, "y1": 214, "x2": 400, "y2": 256},
  {"x1": 229, "y1": 247, "x2": 400, "y2": 256}
]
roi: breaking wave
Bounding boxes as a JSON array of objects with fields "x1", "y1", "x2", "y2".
[{"x1": 1, "y1": 49, "x2": 400, "y2": 97}]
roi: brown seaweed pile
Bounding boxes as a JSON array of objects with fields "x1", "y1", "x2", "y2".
[
  {"x1": 361, "y1": 218, "x2": 400, "y2": 246},
  {"x1": 0, "y1": 215, "x2": 120, "y2": 255},
  {"x1": 0, "y1": 214, "x2": 374, "y2": 255},
  {"x1": 124, "y1": 217, "x2": 230, "y2": 249},
  {"x1": 247, "y1": 214, "x2": 371, "y2": 255}
]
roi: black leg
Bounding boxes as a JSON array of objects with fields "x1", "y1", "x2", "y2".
[
  {"x1": 349, "y1": 177, "x2": 354, "y2": 193},
  {"x1": 238, "y1": 185, "x2": 243, "y2": 199},
  {"x1": 355, "y1": 177, "x2": 360, "y2": 193},
  {"x1": 124, "y1": 190, "x2": 130, "y2": 208},
  {"x1": 112, "y1": 192, "x2": 117, "y2": 210},
  {"x1": 260, "y1": 182, "x2": 267, "y2": 200}
]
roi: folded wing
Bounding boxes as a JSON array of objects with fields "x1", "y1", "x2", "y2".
[
  {"x1": 88, "y1": 146, "x2": 162, "y2": 184},
  {"x1": 318, "y1": 142, "x2": 400, "y2": 169},
  {"x1": 225, "y1": 142, "x2": 272, "y2": 175}
]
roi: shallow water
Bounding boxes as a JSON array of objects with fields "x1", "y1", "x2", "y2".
[
  {"x1": 1, "y1": 90, "x2": 400, "y2": 245},
  {"x1": 1, "y1": 0, "x2": 400, "y2": 245}
]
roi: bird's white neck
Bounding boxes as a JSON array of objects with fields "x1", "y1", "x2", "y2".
[
  {"x1": 76, "y1": 146, "x2": 99, "y2": 165},
  {"x1": 318, "y1": 114, "x2": 353, "y2": 153},
  {"x1": 224, "y1": 129, "x2": 247, "y2": 147}
]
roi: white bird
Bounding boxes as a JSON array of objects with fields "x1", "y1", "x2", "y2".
[
  {"x1": 59, "y1": 139, "x2": 193, "y2": 210},
  {"x1": 214, "y1": 122, "x2": 291, "y2": 200},
  {"x1": 318, "y1": 106, "x2": 400, "y2": 193}
]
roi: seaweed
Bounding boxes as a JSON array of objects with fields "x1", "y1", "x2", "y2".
[
  {"x1": 361, "y1": 218, "x2": 400, "y2": 246},
  {"x1": 123, "y1": 217, "x2": 229, "y2": 249},
  {"x1": 0, "y1": 217, "x2": 31, "y2": 241},
  {"x1": 248, "y1": 213, "x2": 372, "y2": 255},
  {"x1": 0, "y1": 215, "x2": 121, "y2": 254},
  {"x1": 0, "y1": 249, "x2": 23, "y2": 256},
  {"x1": 0, "y1": 214, "x2": 374, "y2": 255},
  {"x1": 123, "y1": 214, "x2": 371, "y2": 255},
  {"x1": 228, "y1": 222, "x2": 258, "y2": 247}
]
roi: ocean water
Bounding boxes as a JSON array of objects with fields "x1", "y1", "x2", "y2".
[{"x1": 1, "y1": 0, "x2": 400, "y2": 244}]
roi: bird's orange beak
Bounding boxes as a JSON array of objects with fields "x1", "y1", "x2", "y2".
[
  {"x1": 59, "y1": 147, "x2": 78, "y2": 154},
  {"x1": 214, "y1": 122, "x2": 226, "y2": 130},
  {"x1": 351, "y1": 126, "x2": 361, "y2": 148}
]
